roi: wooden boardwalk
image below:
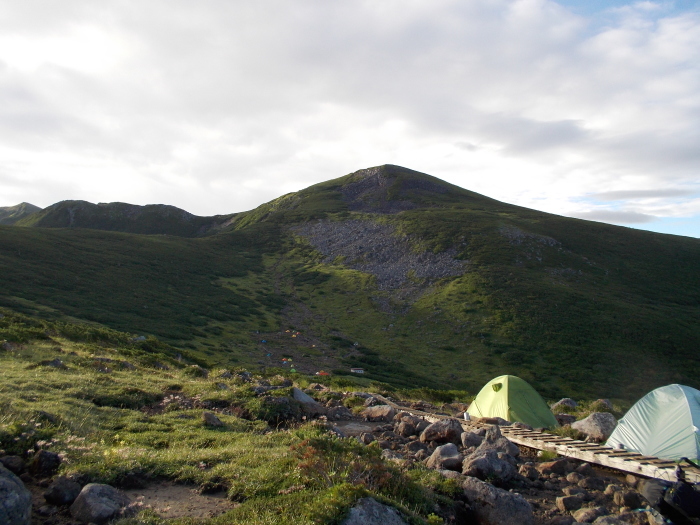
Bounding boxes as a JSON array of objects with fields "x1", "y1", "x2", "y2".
[{"x1": 373, "y1": 395, "x2": 700, "y2": 483}]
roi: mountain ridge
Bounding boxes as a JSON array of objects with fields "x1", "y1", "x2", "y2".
[{"x1": 0, "y1": 164, "x2": 698, "y2": 400}]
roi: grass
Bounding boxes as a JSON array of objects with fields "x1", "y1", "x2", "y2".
[{"x1": 0, "y1": 312, "x2": 461, "y2": 524}]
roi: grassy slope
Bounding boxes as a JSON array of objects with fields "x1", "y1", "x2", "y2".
[
  {"x1": 0, "y1": 165, "x2": 698, "y2": 401},
  {"x1": 0, "y1": 310, "x2": 458, "y2": 525}
]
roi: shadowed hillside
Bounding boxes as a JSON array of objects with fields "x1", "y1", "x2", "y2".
[
  {"x1": 1, "y1": 164, "x2": 699, "y2": 401},
  {"x1": 0, "y1": 202, "x2": 41, "y2": 225}
]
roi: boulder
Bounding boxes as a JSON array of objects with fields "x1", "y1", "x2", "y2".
[
  {"x1": 327, "y1": 406, "x2": 353, "y2": 421},
  {"x1": 292, "y1": 388, "x2": 326, "y2": 417},
  {"x1": 0, "y1": 464, "x2": 32, "y2": 525},
  {"x1": 202, "y1": 412, "x2": 224, "y2": 427},
  {"x1": 461, "y1": 431, "x2": 484, "y2": 448},
  {"x1": 537, "y1": 459, "x2": 569, "y2": 475},
  {"x1": 358, "y1": 433, "x2": 375, "y2": 445},
  {"x1": 579, "y1": 476, "x2": 606, "y2": 491},
  {"x1": 563, "y1": 486, "x2": 587, "y2": 497},
  {"x1": 340, "y1": 497, "x2": 408, "y2": 525},
  {"x1": 395, "y1": 421, "x2": 416, "y2": 437},
  {"x1": 604, "y1": 484, "x2": 622, "y2": 496},
  {"x1": 44, "y1": 476, "x2": 82, "y2": 505},
  {"x1": 462, "y1": 450, "x2": 517, "y2": 482},
  {"x1": 576, "y1": 462, "x2": 595, "y2": 476},
  {"x1": 593, "y1": 399, "x2": 614, "y2": 411},
  {"x1": 29, "y1": 450, "x2": 61, "y2": 477},
  {"x1": 361, "y1": 405, "x2": 396, "y2": 422},
  {"x1": 462, "y1": 476, "x2": 534, "y2": 525},
  {"x1": 70, "y1": 483, "x2": 132, "y2": 524},
  {"x1": 613, "y1": 490, "x2": 643, "y2": 509},
  {"x1": 556, "y1": 495, "x2": 583, "y2": 512},
  {"x1": 571, "y1": 413, "x2": 617, "y2": 442},
  {"x1": 551, "y1": 398, "x2": 578, "y2": 412},
  {"x1": 567, "y1": 472, "x2": 584, "y2": 484},
  {"x1": 0, "y1": 456, "x2": 25, "y2": 475},
  {"x1": 518, "y1": 463, "x2": 539, "y2": 481},
  {"x1": 571, "y1": 506, "x2": 607, "y2": 522},
  {"x1": 473, "y1": 425, "x2": 520, "y2": 457},
  {"x1": 425, "y1": 443, "x2": 463, "y2": 471},
  {"x1": 419, "y1": 418, "x2": 463, "y2": 444}
]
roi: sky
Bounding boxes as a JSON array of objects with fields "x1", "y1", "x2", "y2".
[{"x1": 0, "y1": 1, "x2": 699, "y2": 238}]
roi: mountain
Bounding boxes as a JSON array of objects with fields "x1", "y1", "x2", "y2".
[
  {"x1": 1, "y1": 164, "x2": 698, "y2": 400},
  {"x1": 15, "y1": 200, "x2": 237, "y2": 237},
  {"x1": 0, "y1": 202, "x2": 42, "y2": 225}
]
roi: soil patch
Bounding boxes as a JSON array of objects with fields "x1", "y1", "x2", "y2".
[{"x1": 124, "y1": 482, "x2": 236, "y2": 519}]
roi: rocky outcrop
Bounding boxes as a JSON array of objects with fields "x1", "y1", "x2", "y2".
[
  {"x1": 70, "y1": 483, "x2": 132, "y2": 524},
  {"x1": 0, "y1": 464, "x2": 32, "y2": 525},
  {"x1": 571, "y1": 412, "x2": 617, "y2": 442},
  {"x1": 340, "y1": 497, "x2": 408, "y2": 525},
  {"x1": 462, "y1": 476, "x2": 534, "y2": 525}
]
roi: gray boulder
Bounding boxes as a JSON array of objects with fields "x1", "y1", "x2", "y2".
[
  {"x1": 340, "y1": 497, "x2": 408, "y2": 525},
  {"x1": 0, "y1": 464, "x2": 32, "y2": 525},
  {"x1": 395, "y1": 421, "x2": 416, "y2": 437},
  {"x1": 202, "y1": 411, "x2": 224, "y2": 427},
  {"x1": 462, "y1": 450, "x2": 517, "y2": 482},
  {"x1": 419, "y1": 418, "x2": 463, "y2": 444},
  {"x1": 361, "y1": 405, "x2": 395, "y2": 422},
  {"x1": 551, "y1": 398, "x2": 578, "y2": 412},
  {"x1": 473, "y1": 425, "x2": 520, "y2": 457},
  {"x1": 571, "y1": 412, "x2": 617, "y2": 442},
  {"x1": 70, "y1": 483, "x2": 132, "y2": 524},
  {"x1": 44, "y1": 476, "x2": 82, "y2": 505},
  {"x1": 462, "y1": 476, "x2": 534, "y2": 525},
  {"x1": 461, "y1": 431, "x2": 484, "y2": 448},
  {"x1": 425, "y1": 443, "x2": 463, "y2": 471},
  {"x1": 292, "y1": 387, "x2": 326, "y2": 417}
]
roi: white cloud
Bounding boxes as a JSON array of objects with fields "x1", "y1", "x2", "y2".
[{"x1": 0, "y1": 0, "x2": 697, "y2": 236}]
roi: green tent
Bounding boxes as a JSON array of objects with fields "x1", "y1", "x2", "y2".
[
  {"x1": 606, "y1": 384, "x2": 700, "y2": 461},
  {"x1": 467, "y1": 375, "x2": 559, "y2": 428}
]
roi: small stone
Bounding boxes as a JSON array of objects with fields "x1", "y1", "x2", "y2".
[
  {"x1": 625, "y1": 474, "x2": 638, "y2": 488},
  {"x1": 537, "y1": 459, "x2": 570, "y2": 475},
  {"x1": 604, "y1": 484, "x2": 622, "y2": 496},
  {"x1": 579, "y1": 476, "x2": 606, "y2": 492},
  {"x1": 202, "y1": 412, "x2": 224, "y2": 427},
  {"x1": 576, "y1": 462, "x2": 595, "y2": 476},
  {"x1": 563, "y1": 486, "x2": 586, "y2": 497},
  {"x1": 613, "y1": 490, "x2": 643, "y2": 509},
  {"x1": 572, "y1": 506, "x2": 607, "y2": 522},
  {"x1": 70, "y1": 483, "x2": 132, "y2": 524},
  {"x1": 358, "y1": 433, "x2": 375, "y2": 445},
  {"x1": 461, "y1": 431, "x2": 484, "y2": 448},
  {"x1": 519, "y1": 464, "x2": 539, "y2": 481},
  {"x1": 566, "y1": 472, "x2": 584, "y2": 483}
]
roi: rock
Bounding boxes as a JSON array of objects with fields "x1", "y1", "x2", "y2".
[
  {"x1": 462, "y1": 450, "x2": 517, "y2": 482},
  {"x1": 592, "y1": 517, "x2": 623, "y2": 525},
  {"x1": 426, "y1": 443, "x2": 463, "y2": 471},
  {"x1": 613, "y1": 490, "x2": 643, "y2": 509},
  {"x1": 461, "y1": 431, "x2": 484, "y2": 448},
  {"x1": 395, "y1": 421, "x2": 416, "y2": 437},
  {"x1": 604, "y1": 484, "x2": 622, "y2": 496},
  {"x1": 576, "y1": 462, "x2": 595, "y2": 476},
  {"x1": 358, "y1": 433, "x2": 375, "y2": 445},
  {"x1": 381, "y1": 450, "x2": 404, "y2": 463},
  {"x1": 519, "y1": 464, "x2": 539, "y2": 481},
  {"x1": 548, "y1": 517, "x2": 576, "y2": 525},
  {"x1": 361, "y1": 405, "x2": 396, "y2": 422},
  {"x1": 377, "y1": 440, "x2": 391, "y2": 449},
  {"x1": 219, "y1": 371, "x2": 233, "y2": 379},
  {"x1": 579, "y1": 476, "x2": 606, "y2": 491},
  {"x1": 478, "y1": 416, "x2": 511, "y2": 425},
  {"x1": 567, "y1": 472, "x2": 584, "y2": 483},
  {"x1": 42, "y1": 358, "x2": 66, "y2": 369},
  {"x1": 572, "y1": 506, "x2": 607, "y2": 522},
  {"x1": 404, "y1": 441, "x2": 428, "y2": 454},
  {"x1": 340, "y1": 497, "x2": 408, "y2": 525},
  {"x1": 202, "y1": 412, "x2": 224, "y2": 427},
  {"x1": 593, "y1": 399, "x2": 614, "y2": 411},
  {"x1": 512, "y1": 422, "x2": 533, "y2": 430},
  {"x1": 415, "y1": 420, "x2": 430, "y2": 433},
  {"x1": 571, "y1": 413, "x2": 618, "y2": 442},
  {"x1": 216, "y1": 383, "x2": 229, "y2": 390},
  {"x1": 415, "y1": 449, "x2": 429, "y2": 461},
  {"x1": 327, "y1": 406, "x2": 353, "y2": 421},
  {"x1": 419, "y1": 418, "x2": 463, "y2": 444},
  {"x1": 0, "y1": 456, "x2": 25, "y2": 475},
  {"x1": 537, "y1": 459, "x2": 570, "y2": 475},
  {"x1": 438, "y1": 469, "x2": 465, "y2": 481},
  {"x1": 363, "y1": 396, "x2": 379, "y2": 407},
  {"x1": 70, "y1": 483, "x2": 132, "y2": 524},
  {"x1": 625, "y1": 474, "x2": 638, "y2": 488},
  {"x1": 551, "y1": 398, "x2": 578, "y2": 412},
  {"x1": 556, "y1": 414, "x2": 578, "y2": 426},
  {"x1": 617, "y1": 511, "x2": 652, "y2": 525},
  {"x1": 292, "y1": 387, "x2": 326, "y2": 417},
  {"x1": 29, "y1": 450, "x2": 61, "y2": 477},
  {"x1": 473, "y1": 425, "x2": 520, "y2": 457},
  {"x1": 0, "y1": 464, "x2": 32, "y2": 525},
  {"x1": 462, "y1": 476, "x2": 534, "y2": 525},
  {"x1": 44, "y1": 476, "x2": 82, "y2": 505},
  {"x1": 37, "y1": 504, "x2": 58, "y2": 516},
  {"x1": 556, "y1": 495, "x2": 584, "y2": 512},
  {"x1": 120, "y1": 361, "x2": 136, "y2": 370},
  {"x1": 563, "y1": 486, "x2": 587, "y2": 497}
]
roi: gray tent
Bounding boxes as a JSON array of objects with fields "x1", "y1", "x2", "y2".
[{"x1": 606, "y1": 384, "x2": 700, "y2": 461}]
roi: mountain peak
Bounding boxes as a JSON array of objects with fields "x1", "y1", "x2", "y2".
[{"x1": 0, "y1": 202, "x2": 42, "y2": 225}]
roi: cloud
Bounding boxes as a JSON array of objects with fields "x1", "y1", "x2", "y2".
[
  {"x1": 589, "y1": 188, "x2": 698, "y2": 201},
  {"x1": 570, "y1": 210, "x2": 657, "y2": 224},
  {"x1": 0, "y1": 1, "x2": 697, "y2": 237}
]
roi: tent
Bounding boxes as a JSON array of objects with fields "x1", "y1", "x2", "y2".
[
  {"x1": 606, "y1": 384, "x2": 700, "y2": 461},
  {"x1": 467, "y1": 375, "x2": 559, "y2": 429}
]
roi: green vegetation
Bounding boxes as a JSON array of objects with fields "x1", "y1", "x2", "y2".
[
  {"x1": 0, "y1": 164, "x2": 698, "y2": 400},
  {"x1": 0, "y1": 312, "x2": 461, "y2": 524}
]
